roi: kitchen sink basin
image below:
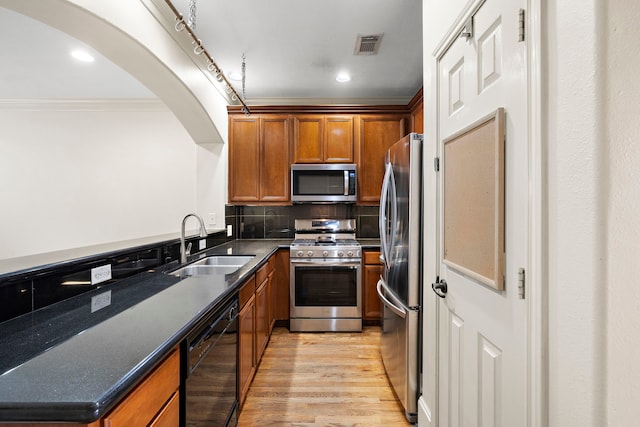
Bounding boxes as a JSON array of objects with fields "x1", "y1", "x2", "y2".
[
  {"x1": 169, "y1": 255, "x2": 254, "y2": 278},
  {"x1": 192, "y1": 255, "x2": 254, "y2": 267},
  {"x1": 170, "y1": 265, "x2": 241, "y2": 277}
]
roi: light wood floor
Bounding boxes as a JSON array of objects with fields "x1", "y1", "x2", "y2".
[{"x1": 238, "y1": 326, "x2": 413, "y2": 427}]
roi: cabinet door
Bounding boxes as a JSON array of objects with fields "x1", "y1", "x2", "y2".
[
  {"x1": 238, "y1": 295, "x2": 256, "y2": 406},
  {"x1": 260, "y1": 115, "x2": 290, "y2": 202},
  {"x1": 273, "y1": 250, "x2": 290, "y2": 321},
  {"x1": 324, "y1": 115, "x2": 354, "y2": 163},
  {"x1": 255, "y1": 280, "x2": 269, "y2": 363},
  {"x1": 356, "y1": 114, "x2": 407, "y2": 204},
  {"x1": 411, "y1": 101, "x2": 424, "y2": 134},
  {"x1": 267, "y1": 270, "x2": 276, "y2": 332},
  {"x1": 363, "y1": 264, "x2": 383, "y2": 321},
  {"x1": 103, "y1": 350, "x2": 180, "y2": 427},
  {"x1": 229, "y1": 116, "x2": 260, "y2": 203},
  {"x1": 292, "y1": 115, "x2": 324, "y2": 163}
]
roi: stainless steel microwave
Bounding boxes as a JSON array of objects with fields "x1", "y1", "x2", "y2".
[{"x1": 291, "y1": 164, "x2": 357, "y2": 203}]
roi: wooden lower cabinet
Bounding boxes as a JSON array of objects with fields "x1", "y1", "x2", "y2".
[
  {"x1": 273, "y1": 249, "x2": 290, "y2": 322},
  {"x1": 363, "y1": 251, "x2": 383, "y2": 323},
  {"x1": 238, "y1": 286, "x2": 256, "y2": 407},
  {"x1": 103, "y1": 349, "x2": 179, "y2": 427},
  {"x1": 255, "y1": 279, "x2": 269, "y2": 363},
  {"x1": 148, "y1": 391, "x2": 179, "y2": 427},
  {"x1": 238, "y1": 253, "x2": 278, "y2": 408}
]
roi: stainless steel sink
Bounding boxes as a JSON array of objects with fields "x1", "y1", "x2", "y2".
[
  {"x1": 169, "y1": 255, "x2": 254, "y2": 278},
  {"x1": 192, "y1": 255, "x2": 254, "y2": 267}
]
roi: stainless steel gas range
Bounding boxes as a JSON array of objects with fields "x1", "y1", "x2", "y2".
[{"x1": 289, "y1": 219, "x2": 362, "y2": 332}]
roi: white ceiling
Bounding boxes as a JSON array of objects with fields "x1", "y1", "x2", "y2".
[{"x1": 0, "y1": 1, "x2": 423, "y2": 104}]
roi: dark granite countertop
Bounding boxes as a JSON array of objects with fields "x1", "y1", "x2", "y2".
[
  {"x1": 0, "y1": 239, "x2": 290, "y2": 423},
  {"x1": 357, "y1": 238, "x2": 380, "y2": 249}
]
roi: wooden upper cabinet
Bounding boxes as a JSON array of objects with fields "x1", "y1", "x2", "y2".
[
  {"x1": 409, "y1": 87, "x2": 424, "y2": 134},
  {"x1": 293, "y1": 115, "x2": 354, "y2": 163},
  {"x1": 260, "y1": 116, "x2": 290, "y2": 202},
  {"x1": 293, "y1": 115, "x2": 323, "y2": 163},
  {"x1": 411, "y1": 101, "x2": 424, "y2": 134},
  {"x1": 325, "y1": 115, "x2": 354, "y2": 163},
  {"x1": 229, "y1": 116, "x2": 260, "y2": 202},
  {"x1": 228, "y1": 114, "x2": 290, "y2": 204},
  {"x1": 356, "y1": 114, "x2": 407, "y2": 204}
]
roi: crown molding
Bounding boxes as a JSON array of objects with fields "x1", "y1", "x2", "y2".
[{"x1": 0, "y1": 98, "x2": 166, "y2": 112}]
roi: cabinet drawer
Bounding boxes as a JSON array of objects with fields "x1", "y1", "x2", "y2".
[
  {"x1": 364, "y1": 251, "x2": 382, "y2": 265},
  {"x1": 149, "y1": 391, "x2": 179, "y2": 427},
  {"x1": 239, "y1": 275, "x2": 256, "y2": 308},
  {"x1": 103, "y1": 349, "x2": 179, "y2": 427}
]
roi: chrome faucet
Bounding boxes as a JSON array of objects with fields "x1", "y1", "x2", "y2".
[{"x1": 180, "y1": 213, "x2": 208, "y2": 264}]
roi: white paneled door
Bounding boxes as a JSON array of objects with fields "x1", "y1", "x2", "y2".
[{"x1": 435, "y1": 0, "x2": 528, "y2": 426}]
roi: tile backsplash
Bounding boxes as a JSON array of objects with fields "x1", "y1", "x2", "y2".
[{"x1": 225, "y1": 204, "x2": 379, "y2": 239}]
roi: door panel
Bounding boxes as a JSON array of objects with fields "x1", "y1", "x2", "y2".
[
  {"x1": 436, "y1": 0, "x2": 528, "y2": 426},
  {"x1": 260, "y1": 116, "x2": 290, "y2": 202}
]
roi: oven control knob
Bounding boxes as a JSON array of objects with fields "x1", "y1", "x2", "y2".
[
  {"x1": 347, "y1": 251, "x2": 354, "y2": 257},
  {"x1": 322, "y1": 250, "x2": 329, "y2": 257},
  {"x1": 297, "y1": 251, "x2": 304, "y2": 257},
  {"x1": 338, "y1": 251, "x2": 344, "y2": 257},
  {"x1": 307, "y1": 251, "x2": 314, "y2": 257}
]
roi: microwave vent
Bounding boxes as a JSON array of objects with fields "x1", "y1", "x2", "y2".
[{"x1": 354, "y1": 34, "x2": 383, "y2": 56}]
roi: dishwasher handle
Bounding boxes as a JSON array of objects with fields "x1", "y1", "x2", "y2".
[{"x1": 376, "y1": 278, "x2": 407, "y2": 319}]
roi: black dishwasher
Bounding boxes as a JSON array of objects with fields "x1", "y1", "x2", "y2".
[{"x1": 182, "y1": 298, "x2": 239, "y2": 427}]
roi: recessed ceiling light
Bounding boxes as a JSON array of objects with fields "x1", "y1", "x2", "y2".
[
  {"x1": 228, "y1": 71, "x2": 242, "y2": 81},
  {"x1": 71, "y1": 50, "x2": 95, "y2": 63},
  {"x1": 336, "y1": 72, "x2": 351, "y2": 83}
]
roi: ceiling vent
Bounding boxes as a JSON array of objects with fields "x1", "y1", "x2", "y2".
[{"x1": 354, "y1": 33, "x2": 383, "y2": 56}]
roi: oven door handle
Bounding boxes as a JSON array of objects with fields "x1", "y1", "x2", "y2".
[
  {"x1": 376, "y1": 278, "x2": 407, "y2": 319},
  {"x1": 290, "y1": 260, "x2": 361, "y2": 267}
]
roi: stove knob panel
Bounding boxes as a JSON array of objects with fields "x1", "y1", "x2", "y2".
[
  {"x1": 338, "y1": 251, "x2": 344, "y2": 257},
  {"x1": 297, "y1": 251, "x2": 304, "y2": 257},
  {"x1": 307, "y1": 251, "x2": 314, "y2": 257},
  {"x1": 322, "y1": 250, "x2": 329, "y2": 257}
]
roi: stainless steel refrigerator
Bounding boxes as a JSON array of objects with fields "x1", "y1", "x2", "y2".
[{"x1": 377, "y1": 132, "x2": 423, "y2": 423}]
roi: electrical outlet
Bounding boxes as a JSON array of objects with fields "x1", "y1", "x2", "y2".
[
  {"x1": 208, "y1": 212, "x2": 217, "y2": 226},
  {"x1": 199, "y1": 239, "x2": 206, "y2": 250},
  {"x1": 91, "y1": 290, "x2": 112, "y2": 313},
  {"x1": 91, "y1": 265, "x2": 112, "y2": 285},
  {"x1": 227, "y1": 224, "x2": 233, "y2": 237}
]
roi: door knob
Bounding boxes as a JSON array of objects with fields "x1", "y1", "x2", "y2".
[{"x1": 432, "y1": 278, "x2": 448, "y2": 298}]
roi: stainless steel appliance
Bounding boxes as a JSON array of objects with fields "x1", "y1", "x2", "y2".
[
  {"x1": 377, "y1": 132, "x2": 423, "y2": 423},
  {"x1": 290, "y1": 219, "x2": 362, "y2": 332},
  {"x1": 291, "y1": 164, "x2": 357, "y2": 203},
  {"x1": 183, "y1": 298, "x2": 239, "y2": 427}
]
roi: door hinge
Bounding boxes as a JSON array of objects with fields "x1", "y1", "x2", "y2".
[
  {"x1": 518, "y1": 9, "x2": 525, "y2": 42},
  {"x1": 434, "y1": 157, "x2": 440, "y2": 172},
  {"x1": 459, "y1": 16, "x2": 473, "y2": 40},
  {"x1": 518, "y1": 268, "x2": 526, "y2": 299}
]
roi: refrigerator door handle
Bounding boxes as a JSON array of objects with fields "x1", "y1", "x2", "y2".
[
  {"x1": 379, "y1": 163, "x2": 391, "y2": 269},
  {"x1": 379, "y1": 162, "x2": 397, "y2": 271},
  {"x1": 377, "y1": 278, "x2": 407, "y2": 319}
]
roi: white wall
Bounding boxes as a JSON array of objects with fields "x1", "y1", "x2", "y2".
[
  {"x1": 606, "y1": 1, "x2": 640, "y2": 424},
  {"x1": 545, "y1": 0, "x2": 608, "y2": 425},
  {"x1": 0, "y1": 0, "x2": 233, "y2": 261},
  {"x1": 0, "y1": 100, "x2": 200, "y2": 259}
]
